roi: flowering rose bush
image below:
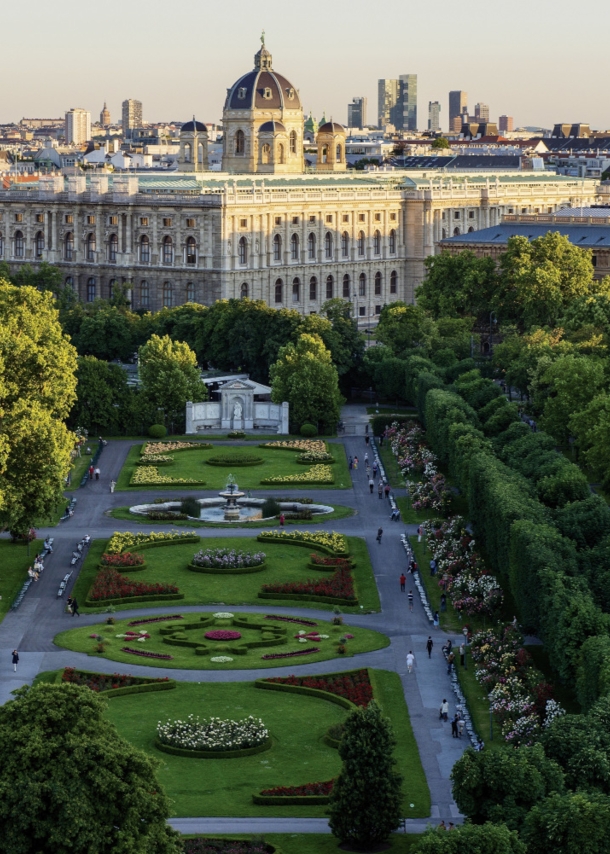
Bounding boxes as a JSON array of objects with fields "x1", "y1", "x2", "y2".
[
  {"x1": 386, "y1": 421, "x2": 451, "y2": 512},
  {"x1": 261, "y1": 565, "x2": 355, "y2": 601},
  {"x1": 261, "y1": 647, "x2": 321, "y2": 660},
  {"x1": 128, "y1": 615, "x2": 184, "y2": 627},
  {"x1": 204, "y1": 630, "x2": 242, "y2": 641},
  {"x1": 106, "y1": 530, "x2": 198, "y2": 554},
  {"x1": 264, "y1": 669, "x2": 373, "y2": 706},
  {"x1": 260, "y1": 780, "x2": 334, "y2": 797},
  {"x1": 89, "y1": 568, "x2": 179, "y2": 602},
  {"x1": 192, "y1": 548, "x2": 266, "y2": 569},
  {"x1": 131, "y1": 466, "x2": 205, "y2": 486},
  {"x1": 100, "y1": 552, "x2": 145, "y2": 568},
  {"x1": 262, "y1": 440, "x2": 327, "y2": 453},
  {"x1": 261, "y1": 464, "x2": 334, "y2": 485},
  {"x1": 61, "y1": 667, "x2": 169, "y2": 692},
  {"x1": 258, "y1": 530, "x2": 348, "y2": 555},
  {"x1": 184, "y1": 838, "x2": 270, "y2": 854},
  {"x1": 157, "y1": 714, "x2": 268, "y2": 751},
  {"x1": 121, "y1": 647, "x2": 173, "y2": 660}
]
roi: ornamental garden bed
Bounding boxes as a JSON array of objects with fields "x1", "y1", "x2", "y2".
[
  {"x1": 256, "y1": 531, "x2": 348, "y2": 556},
  {"x1": 86, "y1": 568, "x2": 183, "y2": 606},
  {"x1": 183, "y1": 838, "x2": 277, "y2": 854},
  {"x1": 59, "y1": 667, "x2": 176, "y2": 697},
  {"x1": 188, "y1": 547, "x2": 267, "y2": 574},
  {"x1": 206, "y1": 455, "x2": 264, "y2": 467}
]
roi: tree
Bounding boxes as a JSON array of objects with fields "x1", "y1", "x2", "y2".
[
  {"x1": 270, "y1": 333, "x2": 343, "y2": 433},
  {"x1": 139, "y1": 334, "x2": 207, "y2": 430},
  {"x1": 569, "y1": 393, "x2": 610, "y2": 486},
  {"x1": 319, "y1": 297, "x2": 365, "y2": 381},
  {"x1": 431, "y1": 137, "x2": 451, "y2": 149},
  {"x1": 0, "y1": 683, "x2": 180, "y2": 854},
  {"x1": 328, "y1": 701, "x2": 403, "y2": 848},
  {"x1": 538, "y1": 355, "x2": 606, "y2": 445},
  {"x1": 412, "y1": 823, "x2": 526, "y2": 854},
  {"x1": 417, "y1": 251, "x2": 497, "y2": 320},
  {"x1": 375, "y1": 301, "x2": 437, "y2": 355},
  {"x1": 72, "y1": 303, "x2": 140, "y2": 362},
  {"x1": 10, "y1": 261, "x2": 63, "y2": 293},
  {"x1": 541, "y1": 705, "x2": 610, "y2": 793},
  {"x1": 522, "y1": 792, "x2": 610, "y2": 854},
  {"x1": 69, "y1": 356, "x2": 131, "y2": 434}
]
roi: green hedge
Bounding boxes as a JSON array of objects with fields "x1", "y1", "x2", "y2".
[
  {"x1": 446, "y1": 422, "x2": 491, "y2": 491},
  {"x1": 85, "y1": 593, "x2": 184, "y2": 607},
  {"x1": 405, "y1": 355, "x2": 439, "y2": 404},
  {"x1": 576, "y1": 635, "x2": 610, "y2": 711},
  {"x1": 97, "y1": 563, "x2": 148, "y2": 573},
  {"x1": 143, "y1": 443, "x2": 212, "y2": 453},
  {"x1": 159, "y1": 616, "x2": 214, "y2": 635},
  {"x1": 259, "y1": 477, "x2": 335, "y2": 486},
  {"x1": 154, "y1": 737, "x2": 272, "y2": 759},
  {"x1": 415, "y1": 371, "x2": 446, "y2": 423},
  {"x1": 252, "y1": 792, "x2": 331, "y2": 806},
  {"x1": 136, "y1": 459, "x2": 174, "y2": 467},
  {"x1": 206, "y1": 457, "x2": 263, "y2": 467},
  {"x1": 305, "y1": 561, "x2": 354, "y2": 572},
  {"x1": 254, "y1": 678, "x2": 357, "y2": 710},
  {"x1": 187, "y1": 562, "x2": 267, "y2": 574},
  {"x1": 105, "y1": 681, "x2": 177, "y2": 698},
  {"x1": 257, "y1": 592, "x2": 358, "y2": 606},
  {"x1": 424, "y1": 388, "x2": 478, "y2": 466}
]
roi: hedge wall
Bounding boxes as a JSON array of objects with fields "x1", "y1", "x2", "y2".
[
  {"x1": 252, "y1": 792, "x2": 330, "y2": 806},
  {"x1": 186, "y1": 562, "x2": 267, "y2": 575},
  {"x1": 154, "y1": 737, "x2": 272, "y2": 759},
  {"x1": 254, "y1": 679, "x2": 357, "y2": 710},
  {"x1": 424, "y1": 388, "x2": 478, "y2": 466},
  {"x1": 85, "y1": 593, "x2": 184, "y2": 607}
]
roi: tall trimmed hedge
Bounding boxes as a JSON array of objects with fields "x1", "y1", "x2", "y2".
[
  {"x1": 415, "y1": 372, "x2": 445, "y2": 423},
  {"x1": 446, "y1": 423, "x2": 492, "y2": 491},
  {"x1": 576, "y1": 635, "x2": 610, "y2": 711},
  {"x1": 405, "y1": 356, "x2": 439, "y2": 404},
  {"x1": 424, "y1": 388, "x2": 478, "y2": 466}
]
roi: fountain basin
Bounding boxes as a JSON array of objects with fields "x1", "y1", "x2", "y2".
[{"x1": 129, "y1": 498, "x2": 334, "y2": 524}]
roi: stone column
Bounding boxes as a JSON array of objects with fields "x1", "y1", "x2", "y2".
[
  {"x1": 185, "y1": 401, "x2": 194, "y2": 434},
  {"x1": 280, "y1": 401, "x2": 289, "y2": 435}
]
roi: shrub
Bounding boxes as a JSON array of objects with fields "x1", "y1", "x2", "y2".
[
  {"x1": 370, "y1": 414, "x2": 410, "y2": 437},
  {"x1": 179, "y1": 496, "x2": 201, "y2": 518},
  {"x1": 146, "y1": 511, "x2": 188, "y2": 521},
  {"x1": 206, "y1": 455, "x2": 263, "y2": 466},
  {"x1": 296, "y1": 451, "x2": 334, "y2": 463},
  {"x1": 261, "y1": 565, "x2": 356, "y2": 601},
  {"x1": 227, "y1": 430, "x2": 246, "y2": 439},
  {"x1": 88, "y1": 568, "x2": 179, "y2": 602},
  {"x1": 300, "y1": 423, "x2": 317, "y2": 437},
  {"x1": 261, "y1": 498, "x2": 281, "y2": 519},
  {"x1": 100, "y1": 552, "x2": 145, "y2": 568},
  {"x1": 157, "y1": 714, "x2": 268, "y2": 751},
  {"x1": 264, "y1": 670, "x2": 373, "y2": 707},
  {"x1": 148, "y1": 424, "x2": 167, "y2": 438},
  {"x1": 192, "y1": 548, "x2": 266, "y2": 569}
]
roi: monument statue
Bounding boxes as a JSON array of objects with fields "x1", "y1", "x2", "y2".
[{"x1": 233, "y1": 401, "x2": 242, "y2": 419}]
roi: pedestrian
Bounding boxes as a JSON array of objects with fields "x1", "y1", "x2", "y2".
[
  {"x1": 460, "y1": 643, "x2": 465, "y2": 666},
  {"x1": 426, "y1": 636, "x2": 434, "y2": 658},
  {"x1": 457, "y1": 717, "x2": 465, "y2": 738},
  {"x1": 378, "y1": 480, "x2": 383, "y2": 499},
  {"x1": 365, "y1": 434, "x2": 370, "y2": 446},
  {"x1": 379, "y1": 432, "x2": 384, "y2": 446},
  {"x1": 406, "y1": 650, "x2": 415, "y2": 673},
  {"x1": 417, "y1": 524, "x2": 423, "y2": 543},
  {"x1": 391, "y1": 507, "x2": 400, "y2": 521},
  {"x1": 349, "y1": 456, "x2": 353, "y2": 470},
  {"x1": 448, "y1": 823, "x2": 455, "y2": 831},
  {"x1": 110, "y1": 480, "x2": 116, "y2": 493},
  {"x1": 11, "y1": 650, "x2": 19, "y2": 672},
  {"x1": 443, "y1": 639, "x2": 453, "y2": 655},
  {"x1": 376, "y1": 527, "x2": 383, "y2": 544},
  {"x1": 408, "y1": 590, "x2": 414, "y2": 611},
  {"x1": 94, "y1": 466, "x2": 100, "y2": 480},
  {"x1": 364, "y1": 452, "x2": 369, "y2": 465},
  {"x1": 440, "y1": 593, "x2": 447, "y2": 612},
  {"x1": 67, "y1": 596, "x2": 73, "y2": 615},
  {"x1": 365, "y1": 424, "x2": 369, "y2": 436},
  {"x1": 440, "y1": 698, "x2": 449, "y2": 722},
  {"x1": 72, "y1": 597, "x2": 80, "y2": 617},
  {"x1": 353, "y1": 456, "x2": 358, "y2": 470},
  {"x1": 433, "y1": 611, "x2": 439, "y2": 628},
  {"x1": 384, "y1": 483, "x2": 391, "y2": 500},
  {"x1": 369, "y1": 477, "x2": 374, "y2": 494},
  {"x1": 43, "y1": 537, "x2": 53, "y2": 553},
  {"x1": 430, "y1": 558, "x2": 437, "y2": 576},
  {"x1": 410, "y1": 559, "x2": 418, "y2": 574},
  {"x1": 438, "y1": 821, "x2": 446, "y2": 830},
  {"x1": 279, "y1": 513, "x2": 285, "y2": 527},
  {"x1": 447, "y1": 651, "x2": 455, "y2": 674},
  {"x1": 372, "y1": 462, "x2": 378, "y2": 477},
  {"x1": 451, "y1": 714, "x2": 459, "y2": 738},
  {"x1": 89, "y1": 464, "x2": 94, "y2": 480},
  {"x1": 399, "y1": 573, "x2": 406, "y2": 592}
]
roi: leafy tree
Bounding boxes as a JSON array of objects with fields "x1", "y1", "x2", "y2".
[
  {"x1": 0, "y1": 683, "x2": 180, "y2": 854},
  {"x1": 538, "y1": 355, "x2": 606, "y2": 445},
  {"x1": 69, "y1": 356, "x2": 131, "y2": 434},
  {"x1": 412, "y1": 822, "x2": 526, "y2": 854},
  {"x1": 10, "y1": 261, "x2": 63, "y2": 293},
  {"x1": 319, "y1": 297, "x2": 365, "y2": 381},
  {"x1": 270, "y1": 333, "x2": 343, "y2": 432},
  {"x1": 431, "y1": 137, "x2": 451, "y2": 149},
  {"x1": 375, "y1": 301, "x2": 437, "y2": 355},
  {"x1": 417, "y1": 250, "x2": 497, "y2": 320},
  {"x1": 562, "y1": 285, "x2": 610, "y2": 334},
  {"x1": 71, "y1": 303, "x2": 140, "y2": 362},
  {"x1": 450, "y1": 744, "x2": 564, "y2": 832},
  {"x1": 541, "y1": 704, "x2": 610, "y2": 793},
  {"x1": 569, "y1": 393, "x2": 610, "y2": 487},
  {"x1": 328, "y1": 701, "x2": 403, "y2": 848},
  {"x1": 522, "y1": 791, "x2": 610, "y2": 854},
  {"x1": 150, "y1": 302, "x2": 207, "y2": 354},
  {"x1": 139, "y1": 334, "x2": 207, "y2": 431}
]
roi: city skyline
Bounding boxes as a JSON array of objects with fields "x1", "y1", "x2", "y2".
[{"x1": 1, "y1": 0, "x2": 609, "y2": 129}]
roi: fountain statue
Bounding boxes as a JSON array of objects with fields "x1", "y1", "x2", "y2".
[{"x1": 218, "y1": 474, "x2": 245, "y2": 521}]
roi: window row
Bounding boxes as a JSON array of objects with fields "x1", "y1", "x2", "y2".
[
  {"x1": 59, "y1": 233, "x2": 199, "y2": 265},
  {"x1": 79, "y1": 278, "x2": 196, "y2": 307},
  {"x1": 237, "y1": 230, "x2": 397, "y2": 266},
  {"x1": 234, "y1": 129, "x2": 299, "y2": 156},
  {"x1": 238, "y1": 270, "x2": 398, "y2": 303}
]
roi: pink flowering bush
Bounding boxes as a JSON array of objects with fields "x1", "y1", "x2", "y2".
[{"x1": 204, "y1": 630, "x2": 242, "y2": 641}]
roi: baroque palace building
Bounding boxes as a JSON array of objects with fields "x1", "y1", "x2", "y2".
[{"x1": 0, "y1": 40, "x2": 602, "y2": 322}]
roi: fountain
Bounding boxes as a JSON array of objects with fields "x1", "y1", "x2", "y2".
[{"x1": 218, "y1": 474, "x2": 245, "y2": 521}]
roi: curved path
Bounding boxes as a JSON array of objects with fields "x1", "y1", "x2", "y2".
[{"x1": 0, "y1": 406, "x2": 466, "y2": 834}]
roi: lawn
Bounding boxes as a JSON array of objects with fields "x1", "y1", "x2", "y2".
[
  {"x1": 115, "y1": 443, "x2": 351, "y2": 491},
  {"x1": 181, "y1": 834, "x2": 422, "y2": 854},
  {"x1": 54, "y1": 610, "x2": 388, "y2": 671},
  {"x1": 0, "y1": 539, "x2": 42, "y2": 620},
  {"x1": 101, "y1": 670, "x2": 429, "y2": 818},
  {"x1": 69, "y1": 535, "x2": 381, "y2": 614},
  {"x1": 109, "y1": 504, "x2": 356, "y2": 528}
]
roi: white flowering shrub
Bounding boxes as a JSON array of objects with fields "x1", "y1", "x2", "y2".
[{"x1": 157, "y1": 714, "x2": 268, "y2": 751}]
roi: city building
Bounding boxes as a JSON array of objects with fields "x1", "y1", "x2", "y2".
[
  {"x1": 552, "y1": 123, "x2": 591, "y2": 139},
  {"x1": 499, "y1": 115, "x2": 514, "y2": 133},
  {"x1": 449, "y1": 91, "x2": 468, "y2": 132},
  {"x1": 474, "y1": 103, "x2": 489, "y2": 122},
  {"x1": 399, "y1": 74, "x2": 418, "y2": 132},
  {"x1": 428, "y1": 102, "x2": 441, "y2": 133},
  {"x1": 347, "y1": 97, "x2": 367, "y2": 129},
  {"x1": 64, "y1": 108, "x2": 91, "y2": 145},
  {"x1": 100, "y1": 103, "x2": 111, "y2": 127},
  {"x1": 378, "y1": 79, "x2": 399, "y2": 128},
  {"x1": 122, "y1": 99, "x2": 143, "y2": 136}
]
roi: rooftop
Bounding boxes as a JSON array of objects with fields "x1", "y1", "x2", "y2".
[{"x1": 441, "y1": 221, "x2": 610, "y2": 247}]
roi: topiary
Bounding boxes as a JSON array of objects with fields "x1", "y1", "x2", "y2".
[
  {"x1": 180, "y1": 496, "x2": 201, "y2": 518},
  {"x1": 261, "y1": 498, "x2": 281, "y2": 519},
  {"x1": 300, "y1": 423, "x2": 317, "y2": 437},
  {"x1": 148, "y1": 424, "x2": 167, "y2": 439}
]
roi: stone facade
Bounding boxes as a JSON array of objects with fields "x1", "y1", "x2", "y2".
[{"x1": 186, "y1": 378, "x2": 289, "y2": 434}]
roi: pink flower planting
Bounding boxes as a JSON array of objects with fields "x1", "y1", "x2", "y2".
[
  {"x1": 121, "y1": 647, "x2": 173, "y2": 660},
  {"x1": 128, "y1": 615, "x2": 184, "y2": 627},
  {"x1": 204, "y1": 630, "x2": 242, "y2": 641},
  {"x1": 261, "y1": 647, "x2": 321, "y2": 660}
]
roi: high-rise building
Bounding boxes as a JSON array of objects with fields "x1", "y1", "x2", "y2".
[
  {"x1": 399, "y1": 74, "x2": 417, "y2": 131},
  {"x1": 64, "y1": 108, "x2": 91, "y2": 144},
  {"x1": 474, "y1": 102, "x2": 489, "y2": 122},
  {"x1": 449, "y1": 91, "x2": 468, "y2": 132},
  {"x1": 428, "y1": 101, "x2": 441, "y2": 133},
  {"x1": 378, "y1": 79, "x2": 399, "y2": 128},
  {"x1": 100, "y1": 102, "x2": 111, "y2": 127},
  {"x1": 378, "y1": 76, "x2": 417, "y2": 131},
  {"x1": 122, "y1": 99, "x2": 143, "y2": 136},
  {"x1": 347, "y1": 97, "x2": 367, "y2": 129},
  {"x1": 499, "y1": 115, "x2": 514, "y2": 133}
]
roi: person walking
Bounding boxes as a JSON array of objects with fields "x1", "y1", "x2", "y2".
[
  {"x1": 365, "y1": 434, "x2": 370, "y2": 446},
  {"x1": 417, "y1": 524, "x2": 423, "y2": 543},
  {"x1": 71, "y1": 597, "x2": 80, "y2": 617},
  {"x1": 384, "y1": 483, "x2": 391, "y2": 500},
  {"x1": 11, "y1": 650, "x2": 19, "y2": 672},
  {"x1": 399, "y1": 573, "x2": 406, "y2": 592},
  {"x1": 279, "y1": 513, "x2": 285, "y2": 527},
  {"x1": 426, "y1": 636, "x2": 434, "y2": 658},
  {"x1": 406, "y1": 650, "x2": 415, "y2": 673},
  {"x1": 88, "y1": 464, "x2": 94, "y2": 480},
  {"x1": 67, "y1": 596, "x2": 73, "y2": 615},
  {"x1": 369, "y1": 477, "x2": 374, "y2": 494},
  {"x1": 353, "y1": 456, "x2": 358, "y2": 470},
  {"x1": 376, "y1": 527, "x2": 383, "y2": 544},
  {"x1": 451, "y1": 714, "x2": 459, "y2": 738},
  {"x1": 433, "y1": 611, "x2": 440, "y2": 628},
  {"x1": 447, "y1": 650, "x2": 455, "y2": 674},
  {"x1": 440, "y1": 698, "x2": 449, "y2": 722},
  {"x1": 457, "y1": 717, "x2": 465, "y2": 738},
  {"x1": 407, "y1": 590, "x2": 414, "y2": 612},
  {"x1": 378, "y1": 480, "x2": 383, "y2": 499},
  {"x1": 460, "y1": 643, "x2": 466, "y2": 667},
  {"x1": 110, "y1": 480, "x2": 116, "y2": 493},
  {"x1": 372, "y1": 461, "x2": 378, "y2": 478},
  {"x1": 349, "y1": 456, "x2": 353, "y2": 471},
  {"x1": 430, "y1": 558, "x2": 437, "y2": 576},
  {"x1": 440, "y1": 593, "x2": 447, "y2": 612},
  {"x1": 364, "y1": 452, "x2": 369, "y2": 465},
  {"x1": 94, "y1": 466, "x2": 100, "y2": 480}
]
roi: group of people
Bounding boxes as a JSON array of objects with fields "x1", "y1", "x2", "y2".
[
  {"x1": 88, "y1": 465, "x2": 101, "y2": 481},
  {"x1": 66, "y1": 596, "x2": 80, "y2": 616},
  {"x1": 27, "y1": 554, "x2": 44, "y2": 582}
]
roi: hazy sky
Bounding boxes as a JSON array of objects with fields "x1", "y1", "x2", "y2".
[{"x1": 3, "y1": 0, "x2": 609, "y2": 131}]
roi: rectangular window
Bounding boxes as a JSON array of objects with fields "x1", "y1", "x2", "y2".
[
  {"x1": 35, "y1": 213, "x2": 44, "y2": 223},
  {"x1": 292, "y1": 216, "x2": 299, "y2": 225},
  {"x1": 274, "y1": 216, "x2": 282, "y2": 225},
  {"x1": 342, "y1": 214, "x2": 349, "y2": 223},
  {"x1": 358, "y1": 214, "x2": 365, "y2": 222},
  {"x1": 469, "y1": 211, "x2": 475, "y2": 219},
  {"x1": 240, "y1": 218, "x2": 248, "y2": 228},
  {"x1": 163, "y1": 217, "x2": 172, "y2": 227},
  {"x1": 374, "y1": 213, "x2": 381, "y2": 222},
  {"x1": 65, "y1": 214, "x2": 73, "y2": 224},
  {"x1": 454, "y1": 211, "x2": 460, "y2": 220},
  {"x1": 359, "y1": 306, "x2": 366, "y2": 316},
  {"x1": 326, "y1": 215, "x2": 333, "y2": 223},
  {"x1": 309, "y1": 280, "x2": 317, "y2": 300},
  {"x1": 186, "y1": 218, "x2": 195, "y2": 227},
  {"x1": 375, "y1": 305, "x2": 382, "y2": 315},
  {"x1": 140, "y1": 217, "x2": 149, "y2": 226},
  {"x1": 309, "y1": 215, "x2": 316, "y2": 223},
  {"x1": 15, "y1": 213, "x2": 23, "y2": 222},
  {"x1": 108, "y1": 215, "x2": 118, "y2": 225},
  {"x1": 390, "y1": 212, "x2": 397, "y2": 221},
  {"x1": 87, "y1": 215, "x2": 95, "y2": 224}
]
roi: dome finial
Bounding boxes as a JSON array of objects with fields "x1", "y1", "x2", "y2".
[
  {"x1": 254, "y1": 32, "x2": 272, "y2": 70},
  {"x1": 261, "y1": 29, "x2": 265, "y2": 46}
]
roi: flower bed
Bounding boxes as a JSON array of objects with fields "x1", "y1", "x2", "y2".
[
  {"x1": 260, "y1": 566, "x2": 356, "y2": 603},
  {"x1": 261, "y1": 779, "x2": 334, "y2": 797},
  {"x1": 61, "y1": 667, "x2": 170, "y2": 693},
  {"x1": 157, "y1": 714, "x2": 268, "y2": 752},
  {"x1": 264, "y1": 669, "x2": 373, "y2": 707},
  {"x1": 253, "y1": 778, "x2": 335, "y2": 805},
  {"x1": 191, "y1": 548, "x2": 266, "y2": 569},
  {"x1": 206, "y1": 455, "x2": 263, "y2": 467},
  {"x1": 100, "y1": 552, "x2": 145, "y2": 568},
  {"x1": 88, "y1": 568, "x2": 180, "y2": 602},
  {"x1": 128, "y1": 615, "x2": 184, "y2": 627},
  {"x1": 184, "y1": 838, "x2": 275, "y2": 854},
  {"x1": 387, "y1": 421, "x2": 451, "y2": 513},
  {"x1": 146, "y1": 511, "x2": 189, "y2": 521},
  {"x1": 143, "y1": 441, "x2": 209, "y2": 455},
  {"x1": 106, "y1": 531, "x2": 199, "y2": 554},
  {"x1": 264, "y1": 614, "x2": 318, "y2": 627},
  {"x1": 204, "y1": 630, "x2": 242, "y2": 641},
  {"x1": 257, "y1": 530, "x2": 348, "y2": 556},
  {"x1": 137, "y1": 454, "x2": 174, "y2": 465},
  {"x1": 130, "y1": 466, "x2": 206, "y2": 487},
  {"x1": 261, "y1": 439, "x2": 327, "y2": 453},
  {"x1": 260, "y1": 464, "x2": 334, "y2": 485},
  {"x1": 296, "y1": 451, "x2": 335, "y2": 464},
  {"x1": 261, "y1": 647, "x2": 321, "y2": 660},
  {"x1": 308, "y1": 554, "x2": 353, "y2": 571},
  {"x1": 121, "y1": 647, "x2": 173, "y2": 660}
]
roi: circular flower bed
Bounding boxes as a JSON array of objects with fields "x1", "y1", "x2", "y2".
[
  {"x1": 157, "y1": 714, "x2": 268, "y2": 752},
  {"x1": 204, "y1": 630, "x2": 242, "y2": 641},
  {"x1": 192, "y1": 548, "x2": 266, "y2": 569}
]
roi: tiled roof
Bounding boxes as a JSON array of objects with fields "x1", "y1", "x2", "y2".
[{"x1": 441, "y1": 222, "x2": 610, "y2": 246}]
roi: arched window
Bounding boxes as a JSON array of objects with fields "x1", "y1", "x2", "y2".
[
  {"x1": 292, "y1": 277, "x2": 300, "y2": 303},
  {"x1": 273, "y1": 233, "x2": 282, "y2": 262},
  {"x1": 198, "y1": 143, "x2": 205, "y2": 164},
  {"x1": 336, "y1": 144, "x2": 342, "y2": 162},
  {"x1": 374, "y1": 271, "x2": 382, "y2": 295},
  {"x1": 373, "y1": 230, "x2": 381, "y2": 255},
  {"x1": 278, "y1": 143, "x2": 285, "y2": 164},
  {"x1": 290, "y1": 233, "x2": 299, "y2": 261},
  {"x1": 390, "y1": 270, "x2": 398, "y2": 294},
  {"x1": 274, "y1": 279, "x2": 283, "y2": 304},
  {"x1": 321, "y1": 145, "x2": 328, "y2": 164},
  {"x1": 162, "y1": 281, "x2": 173, "y2": 308},
  {"x1": 326, "y1": 274, "x2": 334, "y2": 299},
  {"x1": 309, "y1": 276, "x2": 317, "y2": 301},
  {"x1": 307, "y1": 232, "x2": 316, "y2": 260},
  {"x1": 86, "y1": 232, "x2": 96, "y2": 261},
  {"x1": 64, "y1": 276, "x2": 73, "y2": 290},
  {"x1": 140, "y1": 234, "x2": 150, "y2": 263},
  {"x1": 389, "y1": 229, "x2": 396, "y2": 254},
  {"x1": 186, "y1": 236, "x2": 196, "y2": 265},
  {"x1": 35, "y1": 230, "x2": 44, "y2": 258},
  {"x1": 64, "y1": 232, "x2": 74, "y2": 261},
  {"x1": 235, "y1": 130, "x2": 245, "y2": 155},
  {"x1": 240, "y1": 282, "x2": 248, "y2": 299},
  {"x1": 357, "y1": 231, "x2": 365, "y2": 256},
  {"x1": 261, "y1": 143, "x2": 271, "y2": 164},
  {"x1": 324, "y1": 231, "x2": 333, "y2": 259},
  {"x1": 341, "y1": 231, "x2": 349, "y2": 258},
  {"x1": 453, "y1": 227, "x2": 461, "y2": 236},
  {"x1": 342, "y1": 274, "x2": 350, "y2": 298},
  {"x1": 186, "y1": 282, "x2": 195, "y2": 302},
  {"x1": 290, "y1": 130, "x2": 297, "y2": 154},
  {"x1": 108, "y1": 233, "x2": 118, "y2": 262},
  {"x1": 162, "y1": 236, "x2": 173, "y2": 265},
  {"x1": 14, "y1": 230, "x2": 24, "y2": 258},
  {"x1": 238, "y1": 236, "x2": 248, "y2": 266},
  {"x1": 359, "y1": 273, "x2": 366, "y2": 297},
  {"x1": 184, "y1": 142, "x2": 192, "y2": 163},
  {"x1": 86, "y1": 277, "x2": 96, "y2": 302},
  {"x1": 468, "y1": 226, "x2": 475, "y2": 233},
  {"x1": 140, "y1": 280, "x2": 150, "y2": 308}
]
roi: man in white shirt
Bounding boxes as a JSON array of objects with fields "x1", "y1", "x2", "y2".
[{"x1": 406, "y1": 650, "x2": 415, "y2": 673}]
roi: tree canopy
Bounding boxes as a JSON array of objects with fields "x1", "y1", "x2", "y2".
[{"x1": 139, "y1": 334, "x2": 207, "y2": 429}]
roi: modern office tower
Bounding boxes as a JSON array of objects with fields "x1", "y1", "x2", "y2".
[
  {"x1": 100, "y1": 102, "x2": 111, "y2": 127},
  {"x1": 399, "y1": 74, "x2": 418, "y2": 131},
  {"x1": 428, "y1": 101, "x2": 441, "y2": 133},
  {"x1": 348, "y1": 96, "x2": 368, "y2": 129},
  {"x1": 474, "y1": 102, "x2": 489, "y2": 122},
  {"x1": 449, "y1": 91, "x2": 468, "y2": 131},
  {"x1": 499, "y1": 115, "x2": 514, "y2": 133},
  {"x1": 378, "y1": 79, "x2": 399, "y2": 128},
  {"x1": 64, "y1": 108, "x2": 91, "y2": 144},
  {"x1": 122, "y1": 99, "x2": 143, "y2": 136}
]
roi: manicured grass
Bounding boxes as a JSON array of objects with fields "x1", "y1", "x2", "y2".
[
  {"x1": 182, "y1": 835, "x2": 423, "y2": 854},
  {"x1": 115, "y1": 443, "x2": 351, "y2": 492},
  {"x1": 378, "y1": 443, "x2": 405, "y2": 490},
  {"x1": 102, "y1": 670, "x2": 428, "y2": 818},
  {"x1": 69, "y1": 535, "x2": 380, "y2": 614},
  {"x1": 0, "y1": 539, "x2": 42, "y2": 620},
  {"x1": 108, "y1": 504, "x2": 356, "y2": 528},
  {"x1": 54, "y1": 611, "x2": 388, "y2": 671}
]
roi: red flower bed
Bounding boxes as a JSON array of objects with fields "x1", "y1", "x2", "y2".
[
  {"x1": 100, "y1": 552, "x2": 145, "y2": 567},
  {"x1": 261, "y1": 566, "x2": 355, "y2": 600},
  {"x1": 204, "y1": 630, "x2": 242, "y2": 641},
  {"x1": 293, "y1": 632, "x2": 321, "y2": 641},
  {"x1": 261, "y1": 779, "x2": 334, "y2": 797},
  {"x1": 61, "y1": 667, "x2": 168, "y2": 692},
  {"x1": 261, "y1": 647, "x2": 321, "y2": 660},
  {"x1": 89, "y1": 568, "x2": 179, "y2": 602},
  {"x1": 264, "y1": 615, "x2": 317, "y2": 627},
  {"x1": 128, "y1": 615, "x2": 184, "y2": 627},
  {"x1": 310, "y1": 554, "x2": 352, "y2": 567},
  {"x1": 265, "y1": 669, "x2": 373, "y2": 707},
  {"x1": 121, "y1": 647, "x2": 173, "y2": 660}
]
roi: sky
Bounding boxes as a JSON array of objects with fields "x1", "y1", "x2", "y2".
[{"x1": 3, "y1": 0, "x2": 609, "y2": 131}]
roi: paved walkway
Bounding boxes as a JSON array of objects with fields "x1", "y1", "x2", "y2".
[{"x1": 0, "y1": 406, "x2": 467, "y2": 832}]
